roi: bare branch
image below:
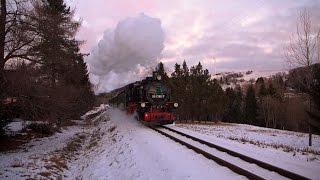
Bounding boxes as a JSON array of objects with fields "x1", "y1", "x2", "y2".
[{"x1": 286, "y1": 8, "x2": 319, "y2": 68}]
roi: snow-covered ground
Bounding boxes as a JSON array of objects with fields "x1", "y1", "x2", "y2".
[
  {"x1": 211, "y1": 69, "x2": 287, "y2": 90},
  {"x1": 174, "y1": 123, "x2": 320, "y2": 179},
  {"x1": 0, "y1": 125, "x2": 85, "y2": 179},
  {"x1": 3, "y1": 118, "x2": 25, "y2": 136},
  {"x1": 66, "y1": 109, "x2": 245, "y2": 180},
  {"x1": 241, "y1": 70, "x2": 286, "y2": 81},
  {"x1": 212, "y1": 70, "x2": 286, "y2": 81},
  {"x1": 1, "y1": 106, "x2": 319, "y2": 179}
]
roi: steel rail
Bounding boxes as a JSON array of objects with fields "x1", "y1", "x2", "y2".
[
  {"x1": 151, "y1": 126, "x2": 310, "y2": 180},
  {"x1": 151, "y1": 127, "x2": 264, "y2": 180}
]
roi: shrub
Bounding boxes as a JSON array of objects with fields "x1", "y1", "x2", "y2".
[{"x1": 26, "y1": 123, "x2": 57, "y2": 135}]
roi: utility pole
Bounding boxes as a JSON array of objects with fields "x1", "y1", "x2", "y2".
[
  {"x1": 213, "y1": 57, "x2": 216, "y2": 75},
  {"x1": 316, "y1": 32, "x2": 320, "y2": 63},
  {"x1": 309, "y1": 95, "x2": 312, "y2": 146}
]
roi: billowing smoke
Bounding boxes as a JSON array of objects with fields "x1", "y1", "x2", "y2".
[{"x1": 86, "y1": 13, "x2": 164, "y2": 93}]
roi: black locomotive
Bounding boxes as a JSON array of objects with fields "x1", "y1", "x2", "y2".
[{"x1": 110, "y1": 72, "x2": 178, "y2": 125}]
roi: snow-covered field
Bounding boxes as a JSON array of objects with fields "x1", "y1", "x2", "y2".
[
  {"x1": 175, "y1": 123, "x2": 320, "y2": 152},
  {"x1": 1, "y1": 106, "x2": 319, "y2": 179},
  {"x1": 174, "y1": 123, "x2": 320, "y2": 179}
]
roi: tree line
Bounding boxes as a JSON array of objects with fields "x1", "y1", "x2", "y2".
[
  {"x1": 0, "y1": 0, "x2": 94, "y2": 134},
  {"x1": 157, "y1": 61, "x2": 320, "y2": 134}
]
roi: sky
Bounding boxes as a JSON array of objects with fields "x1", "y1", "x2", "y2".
[{"x1": 66, "y1": 0, "x2": 320, "y2": 73}]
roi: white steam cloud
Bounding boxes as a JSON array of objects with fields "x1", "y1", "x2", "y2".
[{"x1": 86, "y1": 13, "x2": 164, "y2": 93}]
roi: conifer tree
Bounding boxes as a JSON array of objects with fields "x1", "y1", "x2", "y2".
[
  {"x1": 30, "y1": 0, "x2": 81, "y2": 86},
  {"x1": 234, "y1": 85, "x2": 243, "y2": 123},
  {"x1": 268, "y1": 83, "x2": 277, "y2": 96},
  {"x1": 28, "y1": 0, "x2": 94, "y2": 120},
  {"x1": 182, "y1": 60, "x2": 189, "y2": 78},
  {"x1": 156, "y1": 62, "x2": 168, "y2": 80},
  {"x1": 307, "y1": 64, "x2": 320, "y2": 133},
  {"x1": 224, "y1": 87, "x2": 236, "y2": 122},
  {"x1": 171, "y1": 63, "x2": 182, "y2": 78},
  {"x1": 244, "y1": 84, "x2": 258, "y2": 125}
]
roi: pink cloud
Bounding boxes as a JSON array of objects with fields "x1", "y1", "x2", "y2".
[{"x1": 67, "y1": 0, "x2": 320, "y2": 71}]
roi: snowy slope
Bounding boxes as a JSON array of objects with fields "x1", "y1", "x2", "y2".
[
  {"x1": 0, "y1": 126, "x2": 85, "y2": 179},
  {"x1": 212, "y1": 70, "x2": 286, "y2": 81},
  {"x1": 212, "y1": 70, "x2": 287, "y2": 90}
]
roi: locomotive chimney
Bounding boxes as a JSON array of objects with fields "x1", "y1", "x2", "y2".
[
  {"x1": 153, "y1": 71, "x2": 162, "y2": 81},
  {"x1": 153, "y1": 71, "x2": 158, "y2": 79}
]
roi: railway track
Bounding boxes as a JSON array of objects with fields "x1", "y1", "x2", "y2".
[{"x1": 151, "y1": 125, "x2": 310, "y2": 180}]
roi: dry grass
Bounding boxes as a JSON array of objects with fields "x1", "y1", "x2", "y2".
[
  {"x1": 78, "y1": 134, "x2": 86, "y2": 140},
  {"x1": 50, "y1": 155, "x2": 68, "y2": 170},
  {"x1": 175, "y1": 121, "x2": 217, "y2": 125},
  {"x1": 87, "y1": 140, "x2": 98, "y2": 150},
  {"x1": 65, "y1": 140, "x2": 81, "y2": 152},
  {"x1": 64, "y1": 133, "x2": 87, "y2": 154},
  {"x1": 33, "y1": 132, "x2": 89, "y2": 178},
  {"x1": 108, "y1": 125, "x2": 116, "y2": 132},
  {"x1": 32, "y1": 110, "x2": 109, "y2": 178},
  {"x1": 300, "y1": 147, "x2": 320, "y2": 156},
  {"x1": 43, "y1": 155, "x2": 68, "y2": 173},
  {"x1": 11, "y1": 159, "x2": 24, "y2": 168},
  {"x1": 248, "y1": 128, "x2": 305, "y2": 137},
  {"x1": 39, "y1": 171, "x2": 51, "y2": 177},
  {"x1": 176, "y1": 121, "x2": 236, "y2": 126},
  {"x1": 227, "y1": 136, "x2": 320, "y2": 156}
]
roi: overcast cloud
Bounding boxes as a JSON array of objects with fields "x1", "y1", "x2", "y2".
[{"x1": 67, "y1": 0, "x2": 320, "y2": 74}]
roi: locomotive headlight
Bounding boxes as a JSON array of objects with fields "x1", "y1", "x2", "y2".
[
  {"x1": 157, "y1": 75, "x2": 162, "y2": 80},
  {"x1": 141, "y1": 102, "x2": 146, "y2": 107},
  {"x1": 174, "y1": 103, "x2": 178, "y2": 107}
]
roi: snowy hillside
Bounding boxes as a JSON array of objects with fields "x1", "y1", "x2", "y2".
[
  {"x1": 1, "y1": 106, "x2": 319, "y2": 179},
  {"x1": 212, "y1": 70, "x2": 287, "y2": 90},
  {"x1": 212, "y1": 70, "x2": 286, "y2": 81}
]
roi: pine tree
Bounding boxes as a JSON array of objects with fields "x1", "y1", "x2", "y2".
[
  {"x1": 307, "y1": 64, "x2": 320, "y2": 133},
  {"x1": 208, "y1": 79, "x2": 226, "y2": 121},
  {"x1": 268, "y1": 83, "x2": 276, "y2": 96},
  {"x1": 224, "y1": 87, "x2": 236, "y2": 122},
  {"x1": 156, "y1": 62, "x2": 168, "y2": 81},
  {"x1": 259, "y1": 83, "x2": 267, "y2": 97},
  {"x1": 244, "y1": 84, "x2": 258, "y2": 125},
  {"x1": 171, "y1": 63, "x2": 182, "y2": 78},
  {"x1": 31, "y1": 0, "x2": 81, "y2": 86},
  {"x1": 224, "y1": 87, "x2": 243, "y2": 123},
  {"x1": 170, "y1": 63, "x2": 183, "y2": 107},
  {"x1": 28, "y1": 0, "x2": 94, "y2": 121},
  {"x1": 234, "y1": 85, "x2": 243, "y2": 123},
  {"x1": 182, "y1": 60, "x2": 189, "y2": 78},
  {"x1": 181, "y1": 60, "x2": 191, "y2": 119}
]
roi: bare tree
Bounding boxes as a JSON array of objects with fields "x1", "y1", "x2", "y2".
[
  {"x1": 285, "y1": 9, "x2": 320, "y2": 146},
  {"x1": 260, "y1": 95, "x2": 284, "y2": 129},
  {"x1": 286, "y1": 9, "x2": 319, "y2": 68},
  {"x1": 0, "y1": 0, "x2": 36, "y2": 76}
]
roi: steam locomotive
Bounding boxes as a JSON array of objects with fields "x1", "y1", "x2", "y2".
[{"x1": 110, "y1": 72, "x2": 178, "y2": 125}]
